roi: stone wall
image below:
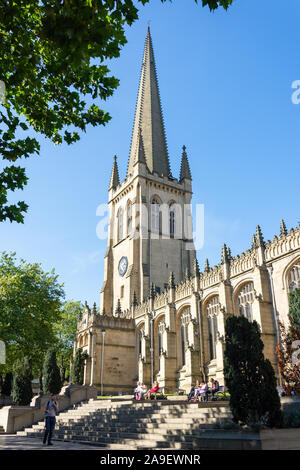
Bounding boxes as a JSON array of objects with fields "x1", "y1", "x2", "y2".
[{"x1": 0, "y1": 385, "x2": 97, "y2": 434}]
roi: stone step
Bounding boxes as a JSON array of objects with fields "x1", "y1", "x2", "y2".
[
  {"x1": 16, "y1": 399, "x2": 233, "y2": 450},
  {"x1": 53, "y1": 414, "x2": 231, "y2": 425},
  {"x1": 74, "y1": 409, "x2": 230, "y2": 417},
  {"x1": 54, "y1": 418, "x2": 230, "y2": 429},
  {"x1": 86, "y1": 409, "x2": 230, "y2": 417},
  {"x1": 59, "y1": 415, "x2": 230, "y2": 427},
  {"x1": 19, "y1": 418, "x2": 231, "y2": 436},
  {"x1": 41, "y1": 432, "x2": 173, "y2": 448},
  {"x1": 59, "y1": 415, "x2": 231, "y2": 428}
]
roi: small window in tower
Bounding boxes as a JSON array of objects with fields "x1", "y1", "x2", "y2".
[
  {"x1": 120, "y1": 285, "x2": 124, "y2": 298},
  {"x1": 151, "y1": 198, "x2": 160, "y2": 234},
  {"x1": 169, "y1": 204, "x2": 175, "y2": 239},
  {"x1": 127, "y1": 201, "x2": 132, "y2": 236},
  {"x1": 117, "y1": 207, "x2": 124, "y2": 242}
]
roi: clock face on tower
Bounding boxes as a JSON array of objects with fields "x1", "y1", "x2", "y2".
[{"x1": 118, "y1": 256, "x2": 128, "y2": 277}]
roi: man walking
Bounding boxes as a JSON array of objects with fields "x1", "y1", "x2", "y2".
[{"x1": 43, "y1": 394, "x2": 59, "y2": 446}]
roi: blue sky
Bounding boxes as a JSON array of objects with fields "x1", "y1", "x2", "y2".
[{"x1": 1, "y1": 0, "x2": 300, "y2": 306}]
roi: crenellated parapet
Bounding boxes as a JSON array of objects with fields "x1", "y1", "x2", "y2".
[
  {"x1": 265, "y1": 224, "x2": 300, "y2": 262},
  {"x1": 92, "y1": 314, "x2": 135, "y2": 330},
  {"x1": 229, "y1": 249, "x2": 256, "y2": 277},
  {"x1": 134, "y1": 298, "x2": 151, "y2": 318},
  {"x1": 200, "y1": 265, "x2": 223, "y2": 289},
  {"x1": 174, "y1": 278, "x2": 193, "y2": 301},
  {"x1": 154, "y1": 290, "x2": 169, "y2": 310}
]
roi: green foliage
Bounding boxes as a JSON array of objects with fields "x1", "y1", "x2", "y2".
[
  {"x1": 282, "y1": 410, "x2": 300, "y2": 428},
  {"x1": 54, "y1": 300, "x2": 83, "y2": 382},
  {"x1": 277, "y1": 289, "x2": 300, "y2": 386},
  {"x1": 71, "y1": 348, "x2": 88, "y2": 386},
  {"x1": 0, "y1": 0, "x2": 232, "y2": 223},
  {"x1": 12, "y1": 357, "x2": 33, "y2": 406},
  {"x1": 224, "y1": 316, "x2": 282, "y2": 428},
  {"x1": 1, "y1": 372, "x2": 13, "y2": 396},
  {"x1": 289, "y1": 288, "x2": 300, "y2": 330},
  {"x1": 43, "y1": 348, "x2": 62, "y2": 395},
  {"x1": 0, "y1": 251, "x2": 65, "y2": 376}
]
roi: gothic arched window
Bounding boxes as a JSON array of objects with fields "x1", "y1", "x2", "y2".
[
  {"x1": 127, "y1": 201, "x2": 132, "y2": 236},
  {"x1": 206, "y1": 296, "x2": 219, "y2": 361},
  {"x1": 138, "y1": 328, "x2": 144, "y2": 357},
  {"x1": 287, "y1": 261, "x2": 300, "y2": 291},
  {"x1": 237, "y1": 282, "x2": 255, "y2": 322},
  {"x1": 117, "y1": 207, "x2": 124, "y2": 242},
  {"x1": 180, "y1": 307, "x2": 190, "y2": 366},
  {"x1": 158, "y1": 321, "x2": 164, "y2": 356},
  {"x1": 169, "y1": 204, "x2": 175, "y2": 239},
  {"x1": 151, "y1": 198, "x2": 160, "y2": 234}
]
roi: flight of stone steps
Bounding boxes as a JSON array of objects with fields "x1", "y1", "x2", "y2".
[{"x1": 17, "y1": 398, "x2": 237, "y2": 450}]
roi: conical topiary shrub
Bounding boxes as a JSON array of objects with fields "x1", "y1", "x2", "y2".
[
  {"x1": 12, "y1": 358, "x2": 33, "y2": 406},
  {"x1": 224, "y1": 315, "x2": 282, "y2": 428},
  {"x1": 71, "y1": 348, "x2": 88, "y2": 385},
  {"x1": 1, "y1": 372, "x2": 13, "y2": 396},
  {"x1": 43, "y1": 349, "x2": 62, "y2": 395}
]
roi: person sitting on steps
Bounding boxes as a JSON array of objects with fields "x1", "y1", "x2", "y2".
[
  {"x1": 134, "y1": 381, "x2": 146, "y2": 400},
  {"x1": 193, "y1": 381, "x2": 208, "y2": 402},
  {"x1": 144, "y1": 380, "x2": 159, "y2": 399},
  {"x1": 185, "y1": 380, "x2": 200, "y2": 402},
  {"x1": 208, "y1": 378, "x2": 219, "y2": 400}
]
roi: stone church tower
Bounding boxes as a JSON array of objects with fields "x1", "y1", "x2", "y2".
[
  {"x1": 74, "y1": 29, "x2": 300, "y2": 396},
  {"x1": 100, "y1": 27, "x2": 196, "y2": 315}
]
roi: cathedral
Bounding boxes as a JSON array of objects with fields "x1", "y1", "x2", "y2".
[{"x1": 73, "y1": 28, "x2": 300, "y2": 394}]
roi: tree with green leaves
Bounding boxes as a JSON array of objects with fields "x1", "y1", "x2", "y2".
[
  {"x1": 0, "y1": 251, "x2": 65, "y2": 379},
  {"x1": 12, "y1": 357, "x2": 33, "y2": 406},
  {"x1": 43, "y1": 349, "x2": 62, "y2": 395},
  {"x1": 276, "y1": 288, "x2": 300, "y2": 390},
  {"x1": 0, "y1": 0, "x2": 232, "y2": 223},
  {"x1": 71, "y1": 348, "x2": 88, "y2": 386},
  {"x1": 224, "y1": 316, "x2": 282, "y2": 428},
  {"x1": 1, "y1": 372, "x2": 13, "y2": 396},
  {"x1": 289, "y1": 288, "x2": 300, "y2": 330},
  {"x1": 54, "y1": 301, "x2": 83, "y2": 383}
]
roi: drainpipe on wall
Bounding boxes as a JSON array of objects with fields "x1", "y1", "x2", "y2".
[{"x1": 150, "y1": 312, "x2": 154, "y2": 387}]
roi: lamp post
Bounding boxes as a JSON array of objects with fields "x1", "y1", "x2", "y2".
[
  {"x1": 100, "y1": 329, "x2": 106, "y2": 396},
  {"x1": 150, "y1": 312, "x2": 154, "y2": 387}
]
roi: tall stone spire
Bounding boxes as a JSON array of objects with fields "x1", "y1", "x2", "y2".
[
  {"x1": 109, "y1": 155, "x2": 120, "y2": 190},
  {"x1": 127, "y1": 27, "x2": 171, "y2": 177},
  {"x1": 179, "y1": 145, "x2": 192, "y2": 182}
]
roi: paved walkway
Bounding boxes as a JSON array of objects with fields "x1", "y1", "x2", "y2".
[{"x1": 0, "y1": 435, "x2": 106, "y2": 450}]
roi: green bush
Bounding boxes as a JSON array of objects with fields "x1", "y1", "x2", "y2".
[
  {"x1": 224, "y1": 316, "x2": 282, "y2": 428},
  {"x1": 71, "y1": 348, "x2": 88, "y2": 385},
  {"x1": 289, "y1": 288, "x2": 300, "y2": 330},
  {"x1": 1, "y1": 372, "x2": 13, "y2": 396},
  {"x1": 43, "y1": 349, "x2": 62, "y2": 395},
  {"x1": 282, "y1": 410, "x2": 300, "y2": 428},
  {"x1": 12, "y1": 358, "x2": 33, "y2": 406}
]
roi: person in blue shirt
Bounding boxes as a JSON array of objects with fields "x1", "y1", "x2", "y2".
[{"x1": 43, "y1": 394, "x2": 59, "y2": 446}]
